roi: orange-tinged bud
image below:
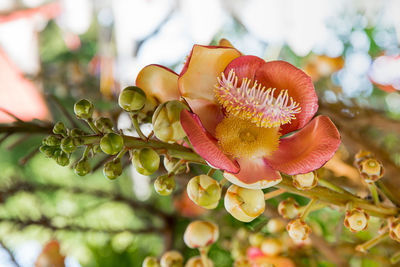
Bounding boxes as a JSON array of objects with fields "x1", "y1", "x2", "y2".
[
  {"x1": 184, "y1": 220, "x2": 219, "y2": 248},
  {"x1": 292, "y1": 171, "x2": 318, "y2": 190},
  {"x1": 344, "y1": 208, "x2": 369, "y2": 232},
  {"x1": 287, "y1": 219, "x2": 311, "y2": 242},
  {"x1": 160, "y1": 251, "x2": 183, "y2": 267},
  {"x1": 358, "y1": 158, "x2": 384, "y2": 183},
  {"x1": 278, "y1": 198, "x2": 300, "y2": 219},
  {"x1": 354, "y1": 150, "x2": 373, "y2": 165},
  {"x1": 185, "y1": 256, "x2": 214, "y2": 267},
  {"x1": 266, "y1": 218, "x2": 285, "y2": 233},
  {"x1": 389, "y1": 217, "x2": 400, "y2": 243},
  {"x1": 35, "y1": 240, "x2": 65, "y2": 267}
]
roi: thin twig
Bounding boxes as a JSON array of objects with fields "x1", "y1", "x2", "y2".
[
  {"x1": 47, "y1": 94, "x2": 79, "y2": 128},
  {"x1": 0, "y1": 240, "x2": 20, "y2": 267}
]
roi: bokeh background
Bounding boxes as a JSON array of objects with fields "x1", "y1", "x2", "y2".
[{"x1": 0, "y1": 0, "x2": 400, "y2": 266}]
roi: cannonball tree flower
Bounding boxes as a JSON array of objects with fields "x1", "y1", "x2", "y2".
[{"x1": 136, "y1": 41, "x2": 341, "y2": 189}]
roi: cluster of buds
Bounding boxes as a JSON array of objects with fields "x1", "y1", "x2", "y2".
[
  {"x1": 143, "y1": 250, "x2": 183, "y2": 267},
  {"x1": 187, "y1": 175, "x2": 221, "y2": 209},
  {"x1": 344, "y1": 207, "x2": 369, "y2": 233},
  {"x1": 389, "y1": 217, "x2": 400, "y2": 242},
  {"x1": 224, "y1": 185, "x2": 265, "y2": 222},
  {"x1": 292, "y1": 171, "x2": 318, "y2": 190},
  {"x1": 354, "y1": 150, "x2": 384, "y2": 183},
  {"x1": 286, "y1": 219, "x2": 311, "y2": 242},
  {"x1": 278, "y1": 198, "x2": 300, "y2": 219}
]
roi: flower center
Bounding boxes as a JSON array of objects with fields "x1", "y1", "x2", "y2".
[
  {"x1": 215, "y1": 69, "x2": 301, "y2": 128},
  {"x1": 215, "y1": 116, "x2": 281, "y2": 159}
]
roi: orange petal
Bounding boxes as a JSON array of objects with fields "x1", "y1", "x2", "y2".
[
  {"x1": 178, "y1": 45, "x2": 241, "y2": 102},
  {"x1": 136, "y1": 64, "x2": 180, "y2": 103},
  {"x1": 224, "y1": 157, "x2": 282, "y2": 190},
  {"x1": 218, "y1": 38, "x2": 235, "y2": 48},
  {"x1": 266, "y1": 116, "x2": 341, "y2": 175},
  {"x1": 252, "y1": 256, "x2": 295, "y2": 267}
]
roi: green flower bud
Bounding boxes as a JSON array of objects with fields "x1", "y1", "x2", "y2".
[
  {"x1": 95, "y1": 117, "x2": 114, "y2": 133},
  {"x1": 142, "y1": 256, "x2": 160, "y2": 267},
  {"x1": 61, "y1": 136, "x2": 77, "y2": 154},
  {"x1": 70, "y1": 128, "x2": 86, "y2": 137},
  {"x1": 39, "y1": 145, "x2": 57, "y2": 158},
  {"x1": 103, "y1": 159, "x2": 122, "y2": 180},
  {"x1": 152, "y1": 101, "x2": 189, "y2": 143},
  {"x1": 43, "y1": 135, "x2": 61, "y2": 146},
  {"x1": 74, "y1": 157, "x2": 91, "y2": 176},
  {"x1": 74, "y1": 99, "x2": 94, "y2": 119},
  {"x1": 187, "y1": 175, "x2": 221, "y2": 209},
  {"x1": 55, "y1": 151, "x2": 70, "y2": 166},
  {"x1": 154, "y1": 174, "x2": 175, "y2": 196},
  {"x1": 51, "y1": 148, "x2": 62, "y2": 160},
  {"x1": 100, "y1": 133, "x2": 124, "y2": 155},
  {"x1": 163, "y1": 157, "x2": 186, "y2": 174},
  {"x1": 118, "y1": 86, "x2": 146, "y2": 112},
  {"x1": 53, "y1": 122, "x2": 67, "y2": 136},
  {"x1": 160, "y1": 251, "x2": 183, "y2": 267},
  {"x1": 132, "y1": 148, "x2": 160, "y2": 175}
]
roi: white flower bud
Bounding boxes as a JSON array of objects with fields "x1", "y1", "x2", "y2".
[
  {"x1": 266, "y1": 218, "x2": 285, "y2": 233},
  {"x1": 184, "y1": 221, "x2": 219, "y2": 248},
  {"x1": 287, "y1": 219, "x2": 311, "y2": 242},
  {"x1": 292, "y1": 171, "x2": 318, "y2": 190},
  {"x1": 278, "y1": 198, "x2": 300, "y2": 219},
  {"x1": 260, "y1": 238, "x2": 283, "y2": 256},
  {"x1": 344, "y1": 208, "x2": 369, "y2": 232},
  {"x1": 160, "y1": 251, "x2": 183, "y2": 267}
]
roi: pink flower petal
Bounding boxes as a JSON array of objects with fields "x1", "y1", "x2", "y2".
[
  {"x1": 247, "y1": 247, "x2": 264, "y2": 260},
  {"x1": 266, "y1": 116, "x2": 341, "y2": 175},
  {"x1": 224, "y1": 55, "x2": 265, "y2": 85},
  {"x1": 180, "y1": 109, "x2": 240, "y2": 173},
  {"x1": 224, "y1": 157, "x2": 282, "y2": 189}
]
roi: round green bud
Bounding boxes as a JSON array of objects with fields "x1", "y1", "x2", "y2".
[
  {"x1": 132, "y1": 148, "x2": 160, "y2": 175},
  {"x1": 152, "y1": 101, "x2": 189, "y2": 143},
  {"x1": 142, "y1": 256, "x2": 160, "y2": 267},
  {"x1": 70, "y1": 128, "x2": 86, "y2": 137},
  {"x1": 163, "y1": 157, "x2": 186, "y2": 175},
  {"x1": 56, "y1": 151, "x2": 70, "y2": 166},
  {"x1": 43, "y1": 135, "x2": 61, "y2": 146},
  {"x1": 103, "y1": 159, "x2": 122, "y2": 180},
  {"x1": 74, "y1": 158, "x2": 91, "y2": 176},
  {"x1": 53, "y1": 122, "x2": 67, "y2": 136},
  {"x1": 61, "y1": 136, "x2": 77, "y2": 154},
  {"x1": 100, "y1": 133, "x2": 124, "y2": 155},
  {"x1": 74, "y1": 99, "x2": 94, "y2": 119},
  {"x1": 39, "y1": 145, "x2": 57, "y2": 158},
  {"x1": 154, "y1": 174, "x2": 176, "y2": 196},
  {"x1": 187, "y1": 175, "x2": 221, "y2": 209},
  {"x1": 118, "y1": 86, "x2": 146, "y2": 112},
  {"x1": 95, "y1": 117, "x2": 114, "y2": 133}
]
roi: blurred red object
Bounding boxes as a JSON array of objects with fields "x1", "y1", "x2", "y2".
[
  {"x1": 369, "y1": 55, "x2": 400, "y2": 93},
  {"x1": 247, "y1": 246, "x2": 295, "y2": 267},
  {"x1": 174, "y1": 190, "x2": 207, "y2": 218},
  {"x1": 35, "y1": 240, "x2": 65, "y2": 267},
  {"x1": 0, "y1": 2, "x2": 61, "y2": 23},
  {"x1": 0, "y1": 48, "x2": 49, "y2": 122}
]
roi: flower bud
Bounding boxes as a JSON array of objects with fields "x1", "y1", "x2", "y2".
[
  {"x1": 43, "y1": 135, "x2": 61, "y2": 146},
  {"x1": 233, "y1": 258, "x2": 251, "y2": 267},
  {"x1": 389, "y1": 217, "x2": 400, "y2": 242},
  {"x1": 118, "y1": 86, "x2": 146, "y2": 112},
  {"x1": 160, "y1": 251, "x2": 183, "y2": 267},
  {"x1": 95, "y1": 117, "x2": 114, "y2": 133},
  {"x1": 248, "y1": 233, "x2": 264, "y2": 247},
  {"x1": 287, "y1": 219, "x2": 311, "y2": 242},
  {"x1": 260, "y1": 238, "x2": 282, "y2": 256},
  {"x1": 185, "y1": 256, "x2": 214, "y2": 267},
  {"x1": 187, "y1": 175, "x2": 221, "y2": 209},
  {"x1": 344, "y1": 208, "x2": 369, "y2": 232},
  {"x1": 74, "y1": 158, "x2": 91, "y2": 176},
  {"x1": 55, "y1": 151, "x2": 70, "y2": 166},
  {"x1": 278, "y1": 198, "x2": 300, "y2": 219},
  {"x1": 39, "y1": 145, "x2": 57, "y2": 158},
  {"x1": 103, "y1": 159, "x2": 122, "y2": 180},
  {"x1": 358, "y1": 158, "x2": 384, "y2": 183},
  {"x1": 164, "y1": 157, "x2": 186, "y2": 174},
  {"x1": 143, "y1": 256, "x2": 160, "y2": 267},
  {"x1": 224, "y1": 185, "x2": 265, "y2": 222},
  {"x1": 184, "y1": 220, "x2": 219, "y2": 248},
  {"x1": 132, "y1": 148, "x2": 160, "y2": 175},
  {"x1": 266, "y1": 218, "x2": 285, "y2": 233},
  {"x1": 100, "y1": 133, "x2": 124, "y2": 155},
  {"x1": 354, "y1": 150, "x2": 373, "y2": 165},
  {"x1": 154, "y1": 175, "x2": 176, "y2": 196},
  {"x1": 70, "y1": 128, "x2": 86, "y2": 137},
  {"x1": 53, "y1": 122, "x2": 67, "y2": 136},
  {"x1": 61, "y1": 136, "x2": 77, "y2": 154},
  {"x1": 292, "y1": 171, "x2": 318, "y2": 190},
  {"x1": 152, "y1": 101, "x2": 189, "y2": 143},
  {"x1": 74, "y1": 99, "x2": 94, "y2": 119}
]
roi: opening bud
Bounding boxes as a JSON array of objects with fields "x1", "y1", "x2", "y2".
[
  {"x1": 266, "y1": 218, "x2": 285, "y2": 234},
  {"x1": 164, "y1": 157, "x2": 186, "y2": 174},
  {"x1": 187, "y1": 175, "x2": 221, "y2": 209},
  {"x1": 287, "y1": 219, "x2": 311, "y2": 242},
  {"x1": 143, "y1": 256, "x2": 160, "y2": 267},
  {"x1": 119, "y1": 86, "x2": 146, "y2": 112},
  {"x1": 95, "y1": 117, "x2": 114, "y2": 133},
  {"x1": 292, "y1": 171, "x2": 318, "y2": 190},
  {"x1": 43, "y1": 135, "x2": 61, "y2": 146},
  {"x1": 278, "y1": 198, "x2": 300, "y2": 219},
  {"x1": 389, "y1": 217, "x2": 400, "y2": 242},
  {"x1": 74, "y1": 99, "x2": 94, "y2": 119},
  {"x1": 183, "y1": 220, "x2": 219, "y2": 249},
  {"x1": 224, "y1": 185, "x2": 265, "y2": 222},
  {"x1": 103, "y1": 159, "x2": 122, "y2": 180},
  {"x1": 354, "y1": 150, "x2": 373, "y2": 165},
  {"x1": 344, "y1": 208, "x2": 369, "y2": 232},
  {"x1": 132, "y1": 148, "x2": 160, "y2": 175},
  {"x1": 261, "y1": 238, "x2": 282, "y2": 256},
  {"x1": 74, "y1": 158, "x2": 91, "y2": 176},
  {"x1": 100, "y1": 133, "x2": 124, "y2": 155},
  {"x1": 61, "y1": 136, "x2": 77, "y2": 154},
  {"x1": 53, "y1": 122, "x2": 67, "y2": 136},
  {"x1": 154, "y1": 175, "x2": 176, "y2": 196},
  {"x1": 152, "y1": 100, "x2": 189, "y2": 143},
  {"x1": 160, "y1": 251, "x2": 183, "y2": 267},
  {"x1": 358, "y1": 158, "x2": 384, "y2": 183},
  {"x1": 55, "y1": 151, "x2": 70, "y2": 166},
  {"x1": 185, "y1": 256, "x2": 214, "y2": 267}
]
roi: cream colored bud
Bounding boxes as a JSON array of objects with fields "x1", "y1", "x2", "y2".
[
  {"x1": 184, "y1": 221, "x2": 219, "y2": 248},
  {"x1": 187, "y1": 175, "x2": 221, "y2": 209},
  {"x1": 266, "y1": 218, "x2": 285, "y2": 233},
  {"x1": 184, "y1": 256, "x2": 214, "y2": 267},
  {"x1": 292, "y1": 171, "x2": 318, "y2": 190},
  {"x1": 287, "y1": 219, "x2": 311, "y2": 242},
  {"x1": 164, "y1": 157, "x2": 186, "y2": 174},
  {"x1": 344, "y1": 208, "x2": 369, "y2": 232},
  {"x1": 249, "y1": 233, "x2": 264, "y2": 247},
  {"x1": 260, "y1": 238, "x2": 282, "y2": 256},
  {"x1": 278, "y1": 198, "x2": 300, "y2": 219},
  {"x1": 224, "y1": 185, "x2": 265, "y2": 222},
  {"x1": 358, "y1": 158, "x2": 384, "y2": 183},
  {"x1": 160, "y1": 251, "x2": 183, "y2": 267},
  {"x1": 389, "y1": 217, "x2": 400, "y2": 242}
]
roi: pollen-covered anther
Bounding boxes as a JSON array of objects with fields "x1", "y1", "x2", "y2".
[{"x1": 215, "y1": 69, "x2": 301, "y2": 128}]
